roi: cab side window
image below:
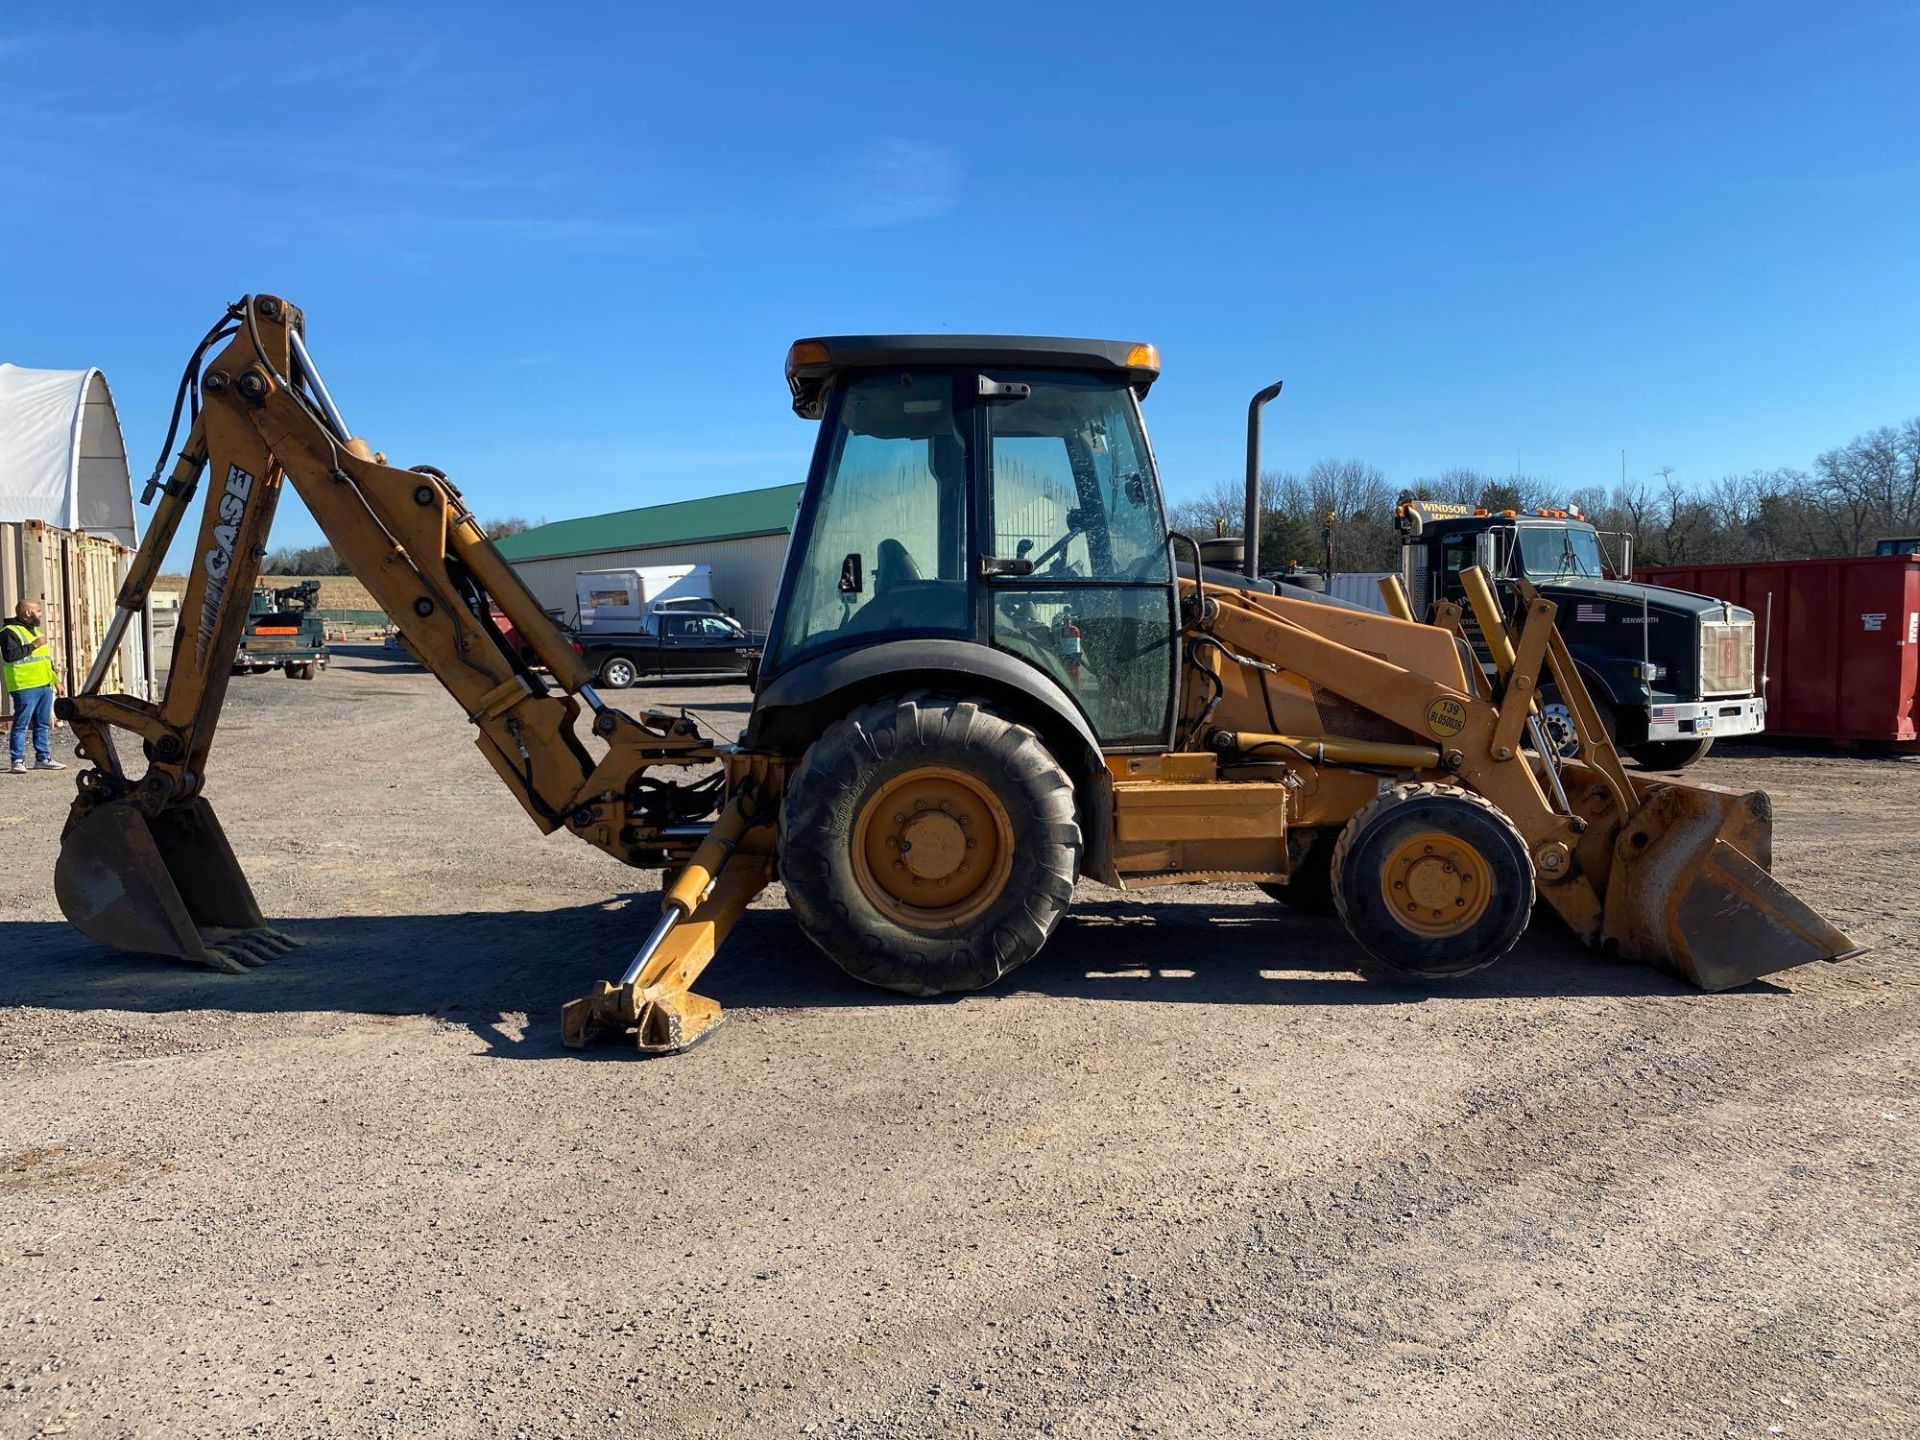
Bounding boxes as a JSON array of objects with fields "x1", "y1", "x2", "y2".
[{"x1": 988, "y1": 376, "x2": 1166, "y2": 582}]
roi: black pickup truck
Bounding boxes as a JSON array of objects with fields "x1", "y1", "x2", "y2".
[{"x1": 577, "y1": 600, "x2": 762, "y2": 689}]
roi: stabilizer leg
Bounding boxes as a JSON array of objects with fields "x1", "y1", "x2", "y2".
[{"x1": 562, "y1": 794, "x2": 771, "y2": 1053}]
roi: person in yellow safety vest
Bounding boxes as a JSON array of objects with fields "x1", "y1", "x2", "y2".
[{"x1": 3, "y1": 598, "x2": 65, "y2": 774}]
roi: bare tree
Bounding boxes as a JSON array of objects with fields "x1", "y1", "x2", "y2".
[
  {"x1": 1405, "y1": 467, "x2": 1496, "y2": 505},
  {"x1": 478, "y1": 515, "x2": 537, "y2": 538},
  {"x1": 1152, "y1": 411, "x2": 1920, "y2": 575}
]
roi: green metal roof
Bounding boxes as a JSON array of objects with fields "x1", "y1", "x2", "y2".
[{"x1": 493, "y1": 482, "x2": 806, "y2": 562}]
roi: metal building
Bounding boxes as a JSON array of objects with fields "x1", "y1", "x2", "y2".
[{"x1": 495, "y1": 483, "x2": 804, "y2": 632}]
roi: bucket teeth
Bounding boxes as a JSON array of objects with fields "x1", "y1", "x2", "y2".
[
  {"x1": 208, "y1": 930, "x2": 291, "y2": 969},
  {"x1": 201, "y1": 947, "x2": 252, "y2": 975}
]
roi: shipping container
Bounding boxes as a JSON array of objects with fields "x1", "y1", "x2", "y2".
[
  {"x1": 0, "y1": 519, "x2": 149, "y2": 718},
  {"x1": 1323, "y1": 571, "x2": 1396, "y2": 611},
  {"x1": 1638, "y1": 555, "x2": 1920, "y2": 746}
]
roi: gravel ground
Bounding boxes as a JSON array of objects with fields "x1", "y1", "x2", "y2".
[{"x1": 2, "y1": 646, "x2": 1915, "y2": 1439}]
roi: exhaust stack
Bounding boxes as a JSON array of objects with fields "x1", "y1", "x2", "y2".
[{"x1": 1243, "y1": 381, "x2": 1283, "y2": 581}]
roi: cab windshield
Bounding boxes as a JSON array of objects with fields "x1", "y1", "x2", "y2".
[{"x1": 1516, "y1": 524, "x2": 1605, "y2": 579}]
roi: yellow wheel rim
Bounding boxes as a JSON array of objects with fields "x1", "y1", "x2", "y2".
[
  {"x1": 853, "y1": 766, "x2": 1015, "y2": 929},
  {"x1": 1378, "y1": 829, "x2": 1493, "y2": 937}
]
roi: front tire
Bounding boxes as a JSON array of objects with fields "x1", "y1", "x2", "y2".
[
  {"x1": 598, "y1": 654, "x2": 638, "y2": 690},
  {"x1": 1539, "y1": 685, "x2": 1615, "y2": 759},
  {"x1": 779, "y1": 695, "x2": 1081, "y2": 995},
  {"x1": 1331, "y1": 782, "x2": 1535, "y2": 982},
  {"x1": 1629, "y1": 737, "x2": 1714, "y2": 769}
]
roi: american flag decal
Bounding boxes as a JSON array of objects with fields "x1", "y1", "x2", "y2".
[
  {"x1": 1651, "y1": 705, "x2": 1676, "y2": 722},
  {"x1": 1576, "y1": 603, "x2": 1606, "y2": 623}
]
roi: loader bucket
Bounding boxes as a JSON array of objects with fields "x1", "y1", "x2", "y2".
[
  {"x1": 54, "y1": 798, "x2": 296, "y2": 973},
  {"x1": 1600, "y1": 779, "x2": 1861, "y2": 990}
]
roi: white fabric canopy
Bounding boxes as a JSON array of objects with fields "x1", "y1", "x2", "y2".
[{"x1": 0, "y1": 364, "x2": 136, "y2": 545}]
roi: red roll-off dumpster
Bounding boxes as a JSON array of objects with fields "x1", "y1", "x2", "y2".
[{"x1": 1637, "y1": 555, "x2": 1920, "y2": 746}]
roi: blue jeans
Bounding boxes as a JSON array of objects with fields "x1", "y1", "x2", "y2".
[{"x1": 8, "y1": 684, "x2": 53, "y2": 764}]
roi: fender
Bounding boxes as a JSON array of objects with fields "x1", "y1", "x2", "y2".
[
  {"x1": 1562, "y1": 639, "x2": 1644, "y2": 717},
  {"x1": 748, "y1": 637, "x2": 1114, "y2": 875}
]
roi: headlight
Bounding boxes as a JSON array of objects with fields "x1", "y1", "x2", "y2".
[{"x1": 1633, "y1": 662, "x2": 1667, "y2": 682}]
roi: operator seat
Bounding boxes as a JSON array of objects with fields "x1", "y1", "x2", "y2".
[
  {"x1": 844, "y1": 538, "x2": 966, "y2": 634},
  {"x1": 874, "y1": 538, "x2": 921, "y2": 591}
]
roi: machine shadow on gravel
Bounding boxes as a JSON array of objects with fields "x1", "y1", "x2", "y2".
[{"x1": 1, "y1": 890, "x2": 1728, "y2": 1059}]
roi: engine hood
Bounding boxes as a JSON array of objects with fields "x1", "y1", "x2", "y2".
[{"x1": 1535, "y1": 575, "x2": 1753, "y2": 624}]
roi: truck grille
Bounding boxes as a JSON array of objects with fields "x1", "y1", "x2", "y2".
[{"x1": 1700, "y1": 620, "x2": 1755, "y2": 696}]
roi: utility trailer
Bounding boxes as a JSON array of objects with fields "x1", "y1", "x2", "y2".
[{"x1": 233, "y1": 580, "x2": 328, "y2": 680}]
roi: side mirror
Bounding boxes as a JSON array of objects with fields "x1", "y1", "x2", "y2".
[
  {"x1": 1473, "y1": 531, "x2": 1499, "y2": 577},
  {"x1": 838, "y1": 553, "x2": 863, "y2": 594}
]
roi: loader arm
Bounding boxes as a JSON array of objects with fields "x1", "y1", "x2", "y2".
[
  {"x1": 1191, "y1": 574, "x2": 1858, "y2": 988},
  {"x1": 55, "y1": 295, "x2": 747, "y2": 980}
]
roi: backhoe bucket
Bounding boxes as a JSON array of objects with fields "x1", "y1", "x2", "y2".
[
  {"x1": 1599, "y1": 779, "x2": 1861, "y2": 990},
  {"x1": 54, "y1": 798, "x2": 295, "y2": 973}
]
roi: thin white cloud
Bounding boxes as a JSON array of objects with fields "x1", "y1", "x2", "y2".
[{"x1": 832, "y1": 139, "x2": 959, "y2": 228}]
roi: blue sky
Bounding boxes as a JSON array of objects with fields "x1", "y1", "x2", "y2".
[{"x1": 2, "y1": 3, "x2": 1915, "y2": 562}]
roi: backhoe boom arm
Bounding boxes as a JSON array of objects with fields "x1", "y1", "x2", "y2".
[{"x1": 55, "y1": 295, "x2": 727, "y2": 977}]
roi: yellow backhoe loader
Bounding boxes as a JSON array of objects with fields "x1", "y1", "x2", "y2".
[{"x1": 53, "y1": 298, "x2": 1860, "y2": 1052}]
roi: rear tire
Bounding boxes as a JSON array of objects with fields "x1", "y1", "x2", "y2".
[
  {"x1": 1629, "y1": 737, "x2": 1713, "y2": 769},
  {"x1": 1331, "y1": 782, "x2": 1534, "y2": 982},
  {"x1": 598, "y1": 654, "x2": 638, "y2": 690},
  {"x1": 779, "y1": 694, "x2": 1081, "y2": 996}
]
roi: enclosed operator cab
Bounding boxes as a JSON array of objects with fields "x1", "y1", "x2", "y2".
[
  {"x1": 1396, "y1": 501, "x2": 1763, "y2": 768},
  {"x1": 753, "y1": 336, "x2": 1180, "y2": 752}
]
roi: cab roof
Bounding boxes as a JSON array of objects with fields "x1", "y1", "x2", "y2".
[{"x1": 784, "y1": 334, "x2": 1159, "y2": 419}]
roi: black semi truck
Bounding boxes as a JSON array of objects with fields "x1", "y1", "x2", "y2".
[{"x1": 1393, "y1": 501, "x2": 1763, "y2": 769}]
